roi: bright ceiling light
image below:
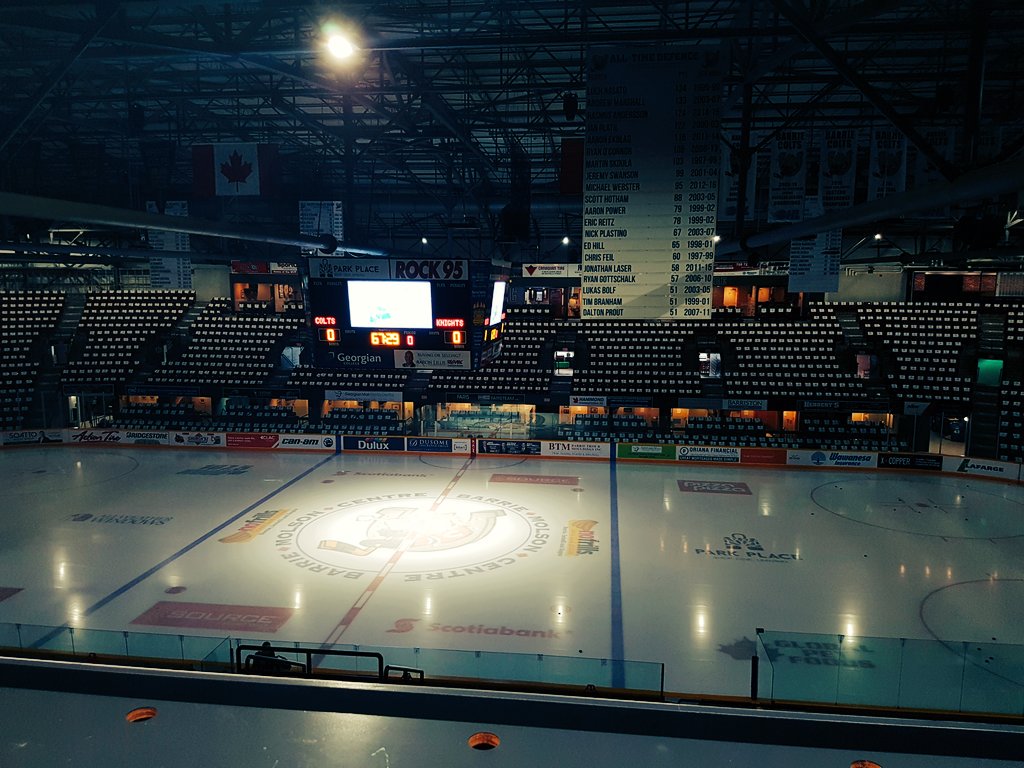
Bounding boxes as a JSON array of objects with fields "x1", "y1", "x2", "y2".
[{"x1": 327, "y1": 33, "x2": 356, "y2": 60}]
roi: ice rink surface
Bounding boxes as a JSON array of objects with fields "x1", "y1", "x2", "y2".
[{"x1": 2, "y1": 446, "x2": 1022, "y2": 697}]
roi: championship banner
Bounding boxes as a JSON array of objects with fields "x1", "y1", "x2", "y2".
[
  {"x1": 867, "y1": 128, "x2": 907, "y2": 200},
  {"x1": 788, "y1": 197, "x2": 841, "y2": 293},
  {"x1": 819, "y1": 129, "x2": 857, "y2": 210},
  {"x1": 913, "y1": 128, "x2": 955, "y2": 217},
  {"x1": 145, "y1": 200, "x2": 192, "y2": 289},
  {"x1": 719, "y1": 131, "x2": 757, "y2": 223},
  {"x1": 768, "y1": 130, "x2": 807, "y2": 222},
  {"x1": 299, "y1": 201, "x2": 344, "y2": 255}
]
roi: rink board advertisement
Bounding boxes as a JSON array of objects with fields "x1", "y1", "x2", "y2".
[
  {"x1": 406, "y1": 437, "x2": 454, "y2": 453},
  {"x1": 540, "y1": 441, "x2": 611, "y2": 459},
  {"x1": 1, "y1": 429, "x2": 65, "y2": 446},
  {"x1": 876, "y1": 452, "x2": 943, "y2": 471},
  {"x1": 68, "y1": 429, "x2": 169, "y2": 446},
  {"x1": 677, "y1": 445, "x2": 741, "y2": 463},
  {"x1": 342, "y1": 436, "x2": 406, "y2": 452},
  {"x1": 170, "y1": 431, "x2": 226, "y2": 448},
  {"x1": 617, "y1": 443, "x2": 677, "y2": 460},
  {"x1": 942, "y1": 456, "x2": 1020, "y2": 480},
  {"x1": 225, "y1": 433, "x2": 280, "y2": 450},
  {"x1": 477, "y1": 439, "x2": 542, "y2": 456},
  {"x1": 276, "y1": 434, "x2": 336, "y2": 451},
  {"x1": 787, "y1": 450, "x2": 876, "y2": 468},
  {"x1": 739, "y1": 448, "x2": 787, "y2": 466}
]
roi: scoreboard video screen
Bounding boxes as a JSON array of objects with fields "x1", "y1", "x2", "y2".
[{"x1": 308, "y1": 257, "x2": 506, "y2": 369}]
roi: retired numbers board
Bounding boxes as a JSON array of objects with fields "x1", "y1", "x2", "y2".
[
  {"x1": 581, "y1": 49, "x2": 721, "y2": 320},
  {"x1": 307, "y1": 257, "x2": 506, "y2": 370}
]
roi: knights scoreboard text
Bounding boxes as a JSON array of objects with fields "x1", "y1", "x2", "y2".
[{"x1": 308, "y1": 257, "x2": 506, "y2": 370}]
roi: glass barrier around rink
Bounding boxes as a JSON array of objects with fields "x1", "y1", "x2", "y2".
[
  {"x1": 228, "y1": 637, "x2": 665, "y2": 696},
  {"x1": 756, "y1": 629, "x2": 1024, "y2": 717},
  {"x1": 0, "y1": 622, "x2": 233, "y2": 670},
  {"x1": 0, "y1": 622, "x2": 664, "y2": 698}
]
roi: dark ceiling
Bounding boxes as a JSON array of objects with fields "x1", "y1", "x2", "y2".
[{"x1": 0, "y1": 1, "x2": 1022, "y2": 265}]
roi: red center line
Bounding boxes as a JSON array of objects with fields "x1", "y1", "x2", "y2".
[{"x1": 318, "y1": 456, "x2": 475, "y2": 651}]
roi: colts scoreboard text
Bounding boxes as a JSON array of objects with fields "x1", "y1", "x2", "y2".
[{"x1": 308, "y1": 257, "x2": 506, "y2": 369}]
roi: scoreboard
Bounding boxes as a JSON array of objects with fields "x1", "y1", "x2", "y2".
[{"x1": 308, "y1": 257, "x2": 506, "y2": 369}]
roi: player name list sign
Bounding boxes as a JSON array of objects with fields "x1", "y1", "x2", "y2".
[{"x1": 582, "y1": 49, "x2": 721, "y2": 320}]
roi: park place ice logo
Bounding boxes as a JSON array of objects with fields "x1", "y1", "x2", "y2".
[
  {"x1": 722, "y1": 533, "x2": 763, "y2": 552},
  {"x1": 695, "y1": 532, "x2": 801, "y2": 564}
]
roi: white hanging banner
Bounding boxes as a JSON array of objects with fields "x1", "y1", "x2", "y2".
[
  {"x1": 767, "y1": 130, "x2": 807, "y2": 222},
  {"x1": 581, "y1": 48, "x2": 721, "y2": 320},
  {"x1": 867, "y1": 128, "x2": 907, "y2": 200}
]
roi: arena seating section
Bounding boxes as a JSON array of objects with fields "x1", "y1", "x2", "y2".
[
  {"x1": 3, "y1": 289, "x2": 1022, "y2": 455},
  {"x1": 61, "y1": 290, "x2": 194, "y2": 389},
  {"x1": 0, "y1": 290, "x2": 64, "y2": 429},
  {"x1": 150, "y1": 297, "x2": 303, "y2": 387}
]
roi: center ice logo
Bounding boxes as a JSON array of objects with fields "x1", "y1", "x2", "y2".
[
  {"x1": 276, "y1": 494, "x2": 551, "y2": 580},
  {"x1": 317, "y1": 505, "x2": 505, "y2": 556}
]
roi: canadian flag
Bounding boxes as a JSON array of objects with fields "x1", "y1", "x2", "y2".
[{"x1": 192, "y1": 143, "x2": 276, "y2": 197}]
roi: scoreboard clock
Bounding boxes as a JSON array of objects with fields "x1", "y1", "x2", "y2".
[{"x1": 308, "y1": 257, "x2": 506, "y2": 369}]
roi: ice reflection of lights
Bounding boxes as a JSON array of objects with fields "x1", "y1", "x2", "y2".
[
  {"x1": 695, "y1": 607, "x2": 707, "y2": 635},
  {"x1": 294, "y1": 590, "x2": 302, "y2": 610},
  {"x1": 899, "y1": 563, "x2": 906, "y2": 575},
  {"x1": 553, "y1": 598, "x2": 568, "y2": 624},
  {"x1": 423, "y1": 594, "x2": 433, "y2": 616},
  {"x1": 68, "y1": 601, "x2": 83, "y2": 625},
  {"x1": 925, "y1": 565, "x2": 931, "y2": 577},
  {"x1": 946, "y1": 567, "x2": 953, "y2": 580},
  {"x1": 760, "y1": 502, "x2": 771, "y2": 516}
]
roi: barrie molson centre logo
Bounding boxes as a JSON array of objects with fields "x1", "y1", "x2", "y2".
[{"x1": 276, "y1": 492, "x2": 551, "y2": 580}]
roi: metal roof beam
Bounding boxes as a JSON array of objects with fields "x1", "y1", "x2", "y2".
[{"x1": 772, "y1": 0, "x2": 960, "y2": 181}]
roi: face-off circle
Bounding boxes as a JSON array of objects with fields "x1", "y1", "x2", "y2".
[
  {"x1": 276, "y1": 494, "x2": 549, "y2": 577},
  {"x1": 920, "y1": 578, "x2": 1024, "y2": 687},
  {"x1": 811, "y1": 477, "x2": 1024, "y2": 539},
  {"x1": 5, "y1": 449, "x2": 139, "y2": 495}
]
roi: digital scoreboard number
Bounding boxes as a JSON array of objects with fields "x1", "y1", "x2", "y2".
[{"x1": 308, "y1": 258, "x2": 505, "y2": 370}]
